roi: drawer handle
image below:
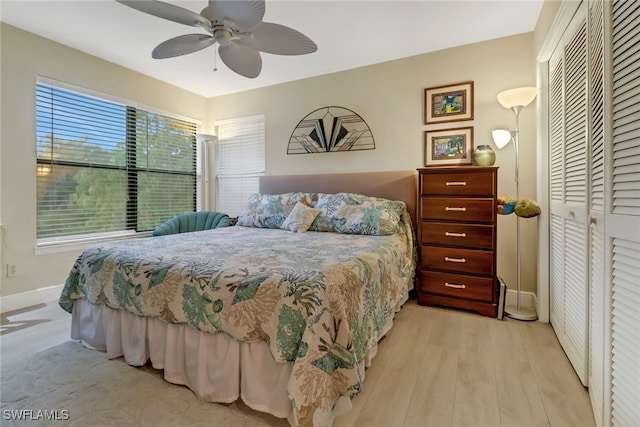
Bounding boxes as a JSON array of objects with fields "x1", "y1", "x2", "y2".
[
  {"x1": 445, "y1": 181, "x2": 467, "y2": 186},
  {"x1": 445, "y1": 256, "x2": 466, "y2": 263},
  {"x1": 445, "y1": 232, "x2": 467, "y2": 238},
  {"x1": 445, "y1": 282, "x2": 466, "y2": 289},
  {"x1": 445, "y1": 207, "x2": 467, "y2": 212}
]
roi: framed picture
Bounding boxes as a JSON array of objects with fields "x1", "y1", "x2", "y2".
[
  {"x1": 424, "y1": 81, "x2": 474, "y2": 124},
  {"x1": 424, "y1": 127, "x2": 473, "y2": 166}
]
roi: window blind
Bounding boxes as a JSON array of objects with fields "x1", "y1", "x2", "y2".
[
  {"x1": 215, "y1": 115, "x2": 265, "y2": 216},
  {"x1": 36, "y1": 82, "x2": 198, "y2": 240}
]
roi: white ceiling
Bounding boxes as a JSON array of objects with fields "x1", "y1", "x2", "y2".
[{"x1": 0, "y1": 0, "x2": 544, "y2": 98}]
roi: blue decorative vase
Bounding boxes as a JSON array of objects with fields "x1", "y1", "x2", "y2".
[{"x1": 472, "y1": 145, "x2": 496, "y2": 166}]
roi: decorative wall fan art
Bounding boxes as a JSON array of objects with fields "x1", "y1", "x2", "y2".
[{"x1": 287, "y1": 106, "x2": 375, "y2": 154}]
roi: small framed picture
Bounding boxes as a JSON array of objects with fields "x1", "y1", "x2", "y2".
[
  {"x1": 424, "y1": 127, "x2": 473, "y2": 166},
  {"x1": 424, "y1": 81, "x2": 474, "y2": 124}
]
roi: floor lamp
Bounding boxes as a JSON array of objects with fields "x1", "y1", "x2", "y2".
[{"x1": 492, "y1": 86, "x2": 538, "y2": 321}]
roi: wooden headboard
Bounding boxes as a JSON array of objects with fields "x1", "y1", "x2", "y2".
[{"x1": 259, "y1": 170, "x2": 418, "y2": 225}]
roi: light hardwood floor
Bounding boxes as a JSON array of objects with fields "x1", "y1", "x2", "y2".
[{"x1": 0, "y1": 299, "x2": 595, "y2": 426}]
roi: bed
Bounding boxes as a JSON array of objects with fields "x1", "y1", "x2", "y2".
[{"x1": 59, "y1": 170, "x2": 417, "y2": 426}]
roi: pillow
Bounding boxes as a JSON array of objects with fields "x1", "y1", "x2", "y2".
[
  {"x1": 237, "y1": 192, "x2": 312, "y2": 228},
  {"x1": 280, "y1": 201, "x2": 321, "y2": 233},
  {"x1": 309, "y1": 193, "x2": 406, "y2": 235}
]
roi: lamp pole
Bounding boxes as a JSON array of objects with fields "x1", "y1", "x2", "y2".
[
  {"x1": 495, "y1": 86, "x2": 538, "y2": 321},
  {"x1": 505, "y1": 104, "x2": 537, "y2": 321}
]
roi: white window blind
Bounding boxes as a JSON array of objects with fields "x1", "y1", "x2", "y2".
[
  {"x1": 215, "y1": 115, "x2": 265, "y2": 216},
  {"x1": 36, "y1": 82, "x2": 199, "y2": 241}
]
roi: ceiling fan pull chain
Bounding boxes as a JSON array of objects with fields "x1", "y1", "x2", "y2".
[{"x1": 213, "y1": 47, "x2": 218, "y2": 72}]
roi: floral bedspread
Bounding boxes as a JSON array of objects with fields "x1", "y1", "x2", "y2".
[{"x1": 60, "y1": 215, "x2": 416, "y2": 426}]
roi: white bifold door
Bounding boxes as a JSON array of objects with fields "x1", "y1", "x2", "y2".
[
  {"x1": 606, "y1": 1, "x2": 640, "y2": 426},
  {"x1": 548, "y1": 2, "x2": 590, "y2": 387},
  {"x1": 544, "y1": 1, "x2": 640, "y2": 426}
]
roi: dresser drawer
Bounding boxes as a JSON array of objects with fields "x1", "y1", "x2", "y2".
[
  {"x1": 421, "y1": 197, "x2": 495, "y2": 222},
  {"x1": 420, "y1": 171, "x2": 495, "y2": 196},
  {"x1": 421, "y1": 222, "x2": 494, "y2": 250},
  {"x1": 420, "y1": 246, "x2": 495, "y2": 275},
  {"x1": 418, "y1": 270, "x2": 494, "y2": 302}
]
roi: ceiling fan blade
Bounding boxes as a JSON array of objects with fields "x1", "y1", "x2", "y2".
[
  {"x1": 243, "y1": 22, "x2": 317, "y2": 55},
  {"x1": 117, "y1": 0, "x2": 212, "y2": 31},
  {"x1": 218, "y1": 41, "x2": 262, "y2": 78},
  {"x1": 152, "y1": 34, "x2": 215, "y2": 59},
  {"x1": 204, "y1": 0, "x2": 265, "y2": 30}
]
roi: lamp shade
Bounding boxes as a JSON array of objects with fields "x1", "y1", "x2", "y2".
[
  {"x1": 492, "y1": 129, "x2": 512, "y2": 149},
  {"x1": 497, "y1": 87, "x2": 537, "y2": 109}
]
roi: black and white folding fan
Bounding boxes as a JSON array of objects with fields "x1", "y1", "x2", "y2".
[{"x1": 117, "y1": 0, "x2": 317, "y2": 78}]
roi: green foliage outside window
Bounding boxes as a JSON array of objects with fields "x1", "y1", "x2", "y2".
[{"x1": 36, "y1": 83, "x2": 197, "y2": 240}]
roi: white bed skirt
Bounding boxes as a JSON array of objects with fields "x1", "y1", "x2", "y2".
[{"x1": 70, "y1": 293, "x2": 407, "y2": 425}]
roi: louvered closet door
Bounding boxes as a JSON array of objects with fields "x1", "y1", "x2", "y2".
[
  {"x1": 587, "y1": 0, "x2": 606, "y2": 423},
  {"x1": 548, "y1": 3, "x2": 589, "y2": 386},
  {"x1": 606, "y1": 1, "x2": 640, "y2": 425}
]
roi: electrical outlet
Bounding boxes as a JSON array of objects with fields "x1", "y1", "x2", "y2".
[{"x1": 6, "y1": 264, "x2": 17, "y2": 278}]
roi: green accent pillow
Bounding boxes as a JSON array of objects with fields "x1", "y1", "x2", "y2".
[{"x1": 152, "y1": 211, "x2": 231, "y2": 236}]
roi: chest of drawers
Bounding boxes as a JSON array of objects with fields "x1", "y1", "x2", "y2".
[{"x1": 416, "y1": 166, "x2": 498, "y2": 317}]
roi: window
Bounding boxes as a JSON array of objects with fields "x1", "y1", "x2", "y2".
[
  {"x1": 36, "y1": 80, "x2": 199, "y2": 242},
  {"x1": 215, "y1": 115, "x2": 265, "y2": 216}
]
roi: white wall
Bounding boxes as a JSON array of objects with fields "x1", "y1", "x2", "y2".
[{"x1": 0, "y1": 22, "x2": 538, "y2": 306}]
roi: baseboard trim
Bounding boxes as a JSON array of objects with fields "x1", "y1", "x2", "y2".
[
  {"x1": 505, "y1": 289, "x2": 538, "y2": 317},
  {"x1": 0, "y1": 284, "x2": 63, "y2": 314}
]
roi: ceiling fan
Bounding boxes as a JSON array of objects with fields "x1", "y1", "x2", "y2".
[{"x1": 116, "y1": 0, "x2": 318, "y2": 78}]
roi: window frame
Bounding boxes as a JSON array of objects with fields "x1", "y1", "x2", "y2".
[
  {"x1": 214, "y1": 115, "x2": 266, "y2": 217},
  {"x1": 35, "y1": 77, "x2": 202, "y2": 248}
]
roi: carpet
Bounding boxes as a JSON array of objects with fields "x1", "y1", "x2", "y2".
[{"x1": 0, "y1": 341, "x2": 288, "y2": 426}]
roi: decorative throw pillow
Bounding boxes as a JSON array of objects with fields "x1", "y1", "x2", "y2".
[
  {"x1": 309, "y1": 193, "x2": 405, "y2": 235},
  {"x1": 280, "y1": 201, "x2": 321, "y2": 233},
  {"x1": 237, "y1": 192, "x2": 312, "y2": 228},
  {"x1": 308, "y1": 192, "x2": 348, "y2": 232}
]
